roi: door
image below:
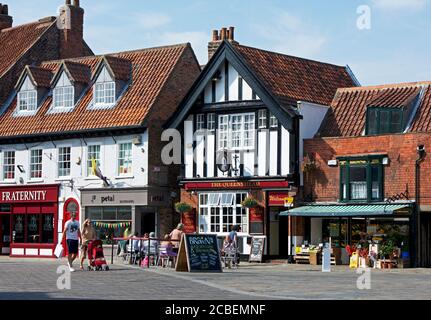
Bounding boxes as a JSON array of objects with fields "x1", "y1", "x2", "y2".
[
  {"x1": 279, "y1": 215, "x2": 289, "y2": 258},
  {"x1": 62, "y1": 199, "x2": 80, "y2": 256},
  {"x1": 0, "y1": 214, "x2": 11, "y2": 255},
  {"x1": 141, "y1": 212, "x2": 156, "y2": 236}
]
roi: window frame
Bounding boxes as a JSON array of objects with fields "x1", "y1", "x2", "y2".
[
  {"x1": 339, "y1": 156, "x2": 384, "y2": 203},
  {"x1": 86, "y1": 144, "x2": 101, "y2": 177},
  {"x1": 217, "y1": 113, "x2": 255, "y2": 150},
  {"x1": 52, "y1": 85, "x2": 75, "y2": 110},
  {"x1": 198, "y1": 192, "x2": 248, "y2": 234},
  {"x1": 17, "y1": 90, "x2": 37, "y2": 112},
  {"x1": 117, "y1": 142, "x2": 133, "y2": 176},
  {"x1": 57, "y1": 146, "x2": 71, "y2": 178},
  {"x1": 207, "y1": 113, "x2": 215, "y2": 132},
  {"x1": 2, "y1": 150, "x2": 15, "y2": 181},
  {"x1": 258, "y1": 109, "x2": 267, "y2": 129},
  {"x1": 29, "y1": 148, "x2": 43, "y2": 180},
  {"x1": 366, "y1": 107, "x2": 404, "y2": 135},
  {"x1": 94, "y1": 81, "x2": 116, "y2": 107}
]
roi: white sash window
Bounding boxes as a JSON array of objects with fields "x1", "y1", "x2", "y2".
[{"x1": 217, "y1": 113, "x2": 255, "y2": 150}]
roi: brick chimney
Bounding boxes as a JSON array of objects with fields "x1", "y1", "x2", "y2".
[
  {"x1": 208, "y1": 26, "x2": 238, "y2": 61},
  {"x1": 58, "y1": 0, "x2": 85, "y2": 59},
  {"x1": 0, "y1": 3, "x2": 13, "y2": 31}
]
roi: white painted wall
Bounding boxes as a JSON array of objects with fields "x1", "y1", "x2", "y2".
[
  {"x1": 281, "y1": 126, "x2": 290, "y2": 175},
  {"x1": 0, "y1": 131, "x2": 149, "y2": 242},
  {"x1": 206, "y1": 134, "x2": 215, "y2": 178},
  {"x1": 203, "y1": 61, "x2": 260, "y2": 103},
  {"x1": 257, "y1": 131, "x2": 267, "y2": 176},
  {"x1": 269, "y1": 130, "x2": 278, "y2": 176},
  {"x1": 184, "y1": 116, "x2": 194, "y2": 178},
  {"x1": 298, "y1": 101, "x2": 329, "y2": 185}
]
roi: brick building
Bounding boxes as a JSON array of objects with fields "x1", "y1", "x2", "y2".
[
  {"x1": 0, "y1": 1, "x2": 201, "y2": 257},
  {"x1": 295, "y1": 82, "x2": 431, "y2": 267}
]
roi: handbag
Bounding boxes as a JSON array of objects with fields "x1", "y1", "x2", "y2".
[{"x1": 54, "y1": 243, "x2": 64, "y2": 258}]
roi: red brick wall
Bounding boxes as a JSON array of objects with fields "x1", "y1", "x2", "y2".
[{"x1": 303, "y1": 133, "x2": 431, "y2": 204}]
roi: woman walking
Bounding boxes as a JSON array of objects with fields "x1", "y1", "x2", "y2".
[{"x1": 80, "y1": 219, "x2": 96, "y2": 270}]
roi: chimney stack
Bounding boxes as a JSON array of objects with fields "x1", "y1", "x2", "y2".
[
  {"x1": 58, "y1": 0, "x2": 85, "y2": 59},
  {"x1": 0, "y1": 3, "x2": 13, "y2": 31},
  {"x1": 208, "y1": 26, "x2": 238, "y2": 61}
]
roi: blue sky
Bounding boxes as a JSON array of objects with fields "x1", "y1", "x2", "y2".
[{"x1": 9, "y1": 0, "x2": 431, "y2": 85}]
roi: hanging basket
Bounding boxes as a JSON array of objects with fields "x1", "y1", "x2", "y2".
[
  {"x1": 241, "y1": 197, "x2": 259, "y2": 209},
  {"x1": 175, "y1": 202, "x2": 192, "y2": 214}
]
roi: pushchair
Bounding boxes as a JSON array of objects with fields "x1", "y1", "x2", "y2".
[
  {"x1": 87, "y1": 240, "x2": 109, "y2": 271},
  {"x1": 221, "y1": 240, "x2": 239, "y2": 269}
]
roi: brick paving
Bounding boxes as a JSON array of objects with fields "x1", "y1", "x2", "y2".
[{"x1": 0, "y1": 256, "x2": 430, "y2": 300}]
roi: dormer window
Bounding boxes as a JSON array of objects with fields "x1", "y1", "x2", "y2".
[
  {"x1": 95, "y1": 81, "x2": 115, "y2": 105},
  {"x1": 53, "y1": 85, "x2": 74, "y2": 109},
  {"x1": 18, "y1": 90, "x2": 37, "y2": 112},
  {"x1": 366, "y1": 107, "x2": 403, "y2": 135}
]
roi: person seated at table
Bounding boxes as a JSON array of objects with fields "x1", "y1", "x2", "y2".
[
  {"x1": 117, "y1": 227, "x2": 132, "y2": 256},
  {"x1": 131, "y1": 232, "x2": 141, "y2": 253}
]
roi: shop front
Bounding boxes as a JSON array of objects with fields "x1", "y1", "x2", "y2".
[
  {"x1": 80, "y1": 187, "x2": 174, "y2": 243},
  {"x1": 181, "y1": 179, "x2": 294, "y2": 257},
  {"x1": 0, "y1": 184, "x2": 59, "y2": 258},
  {"x1": 281, "y1": 203, "x2": 413, "y2": 267}
]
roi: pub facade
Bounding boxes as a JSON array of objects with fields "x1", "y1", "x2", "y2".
[{"x1": 167, "y1": 28, "x2": 357, "y2": 257}]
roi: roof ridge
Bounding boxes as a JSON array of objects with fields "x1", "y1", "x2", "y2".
[
  {"x1": 337, "y1": 81, "x2": 431, "y2": 93},
  {"x1": 40, "y1": 43, "x2": 190, "y2": 65},
  {"x1": 0, "y1": 17, "x2": 56, "y2": 33},
  {"x1": 234, "y1": 43, "x2": 347, "y2": 69}
]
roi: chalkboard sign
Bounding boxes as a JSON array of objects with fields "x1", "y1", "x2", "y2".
[
  {"x1": 249, "y1": 236, "x2": 266, "y2": 262},
  {"x1": 175, "y1": 234, "x2": 222, "y2": 273}
]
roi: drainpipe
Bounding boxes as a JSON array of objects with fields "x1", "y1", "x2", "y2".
[{"x1": 414, "y1": 145, "x2": 426, "y2": 267}]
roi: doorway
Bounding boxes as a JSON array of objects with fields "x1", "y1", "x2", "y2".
[
  {"x1": 0, "y1": 214, "x2": 11, "y2": 255},
  {"x1": 141, "y1": 212, "x2": 156, "y2": 236}
]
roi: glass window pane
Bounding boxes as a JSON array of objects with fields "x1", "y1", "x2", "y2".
[
  {"x1": 41, "y1": 214, "x2": 54, "y2": 243},
  {"x1": 390, "y1": 110, "x2": 402, "y2": 133},
  {"x1": 367, "y1": 109, "x2": 378, "y2": 135},
  {"x1": 380, "y1": 110, "x2": 390, "y2": 134},
  {"x1": 371, "y1": 166, "x2": 380, "y2": 200},
  {"x1": 350, "y1": 166, "x2": 367, "y2": 200},
  {"x1": 27, "y1": 215, "x2": 40, "y2": 243}
]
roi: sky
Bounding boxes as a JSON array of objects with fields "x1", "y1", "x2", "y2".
[{"x1": 8, "y1": 0, "x2": 431, "y2": 86}]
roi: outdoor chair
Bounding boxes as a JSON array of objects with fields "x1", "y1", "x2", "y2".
[{"x1": 157, "y1": 246, "x2": 177, "y2": 268}]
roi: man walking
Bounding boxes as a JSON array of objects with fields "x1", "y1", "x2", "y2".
[{"x1": 62, "y1": 212, "x2": 81, "y2": 272}]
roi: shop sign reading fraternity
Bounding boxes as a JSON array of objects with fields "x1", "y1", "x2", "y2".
[{"x1": 0, "y1": 185, "x2": 59, "y2": 204}]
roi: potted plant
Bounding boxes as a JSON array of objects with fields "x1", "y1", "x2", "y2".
[
  {"x1": 174, "y1": 202, "x2": 192, "y2": 214},
  {"x1": 241, "y1": 196, "x2": 259, "y2": 208}
]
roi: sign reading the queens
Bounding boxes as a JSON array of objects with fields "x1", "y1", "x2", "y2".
[
  {"x1": 184, "y1": 181, "x2": 289, "y2": 190},
  {"x1": 0, "y1": 186, "x2": 58, "y2": 203}
]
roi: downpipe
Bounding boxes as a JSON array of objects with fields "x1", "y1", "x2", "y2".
[{"x1": 414, "y1": 145, "x2": 426, "y2": 268}]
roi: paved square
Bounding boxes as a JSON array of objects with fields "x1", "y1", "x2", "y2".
[{"x1": 0, "y1": 257, "x2": 430, "y2": 300}]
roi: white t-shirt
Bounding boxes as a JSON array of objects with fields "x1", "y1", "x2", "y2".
[{"x1": 64, "y1": 219, "x2": 80, "y2": 240}]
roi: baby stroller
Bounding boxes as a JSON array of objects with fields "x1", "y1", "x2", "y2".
[{"x1": 87, "y1": 240, "x2": 109, "y2": 271}]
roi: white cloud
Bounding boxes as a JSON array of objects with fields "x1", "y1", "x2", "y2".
[
  {"x1": 252, "y1": 11, "x2": 326, "y2": 59},
  {"x1": 372, "y1": 0, "x2": 427, "y2": 10}
]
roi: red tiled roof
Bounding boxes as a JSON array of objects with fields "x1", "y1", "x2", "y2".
[
  {"x1": 409, "y1": 86, "x2": 431, "y2": 132},
  {"x1": 234, "y1": 44, "x2": 357, "y2": 106},
  {"x1": 319, "y1": 82, "x2": 430, "y2": 137},
  {"x1": 27, "y1": 66, "x2": 53, "y2": 88},
  {"x1": 366, "y1": 86, "x2": 420, "y2": 108},
  {"x1": 0, "y1": 44, "x2": 195, "y2": 137},
  {"x1": 0, "y1": 19, "x2": 56, "y2": 77},
  {"x1": 103, "y1": 56, "x2": 132, "y2": 81},
  {"x1": 59, "y1": 60, "x2": 91, "y2": 84}
]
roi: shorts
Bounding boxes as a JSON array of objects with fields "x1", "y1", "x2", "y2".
[{"x1": 67, "y1": 239, "x2": 79, "y2": 254}]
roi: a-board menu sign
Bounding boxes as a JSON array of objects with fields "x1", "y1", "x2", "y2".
[
  {"x1": 249, "y1": 236, "x2": 266, "y2": 262},
  {"x1": 175, "y1": 234, "x2": 222, "y2": 272}
]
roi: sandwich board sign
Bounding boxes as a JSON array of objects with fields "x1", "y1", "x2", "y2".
[
  {"x1": 175, "y1": 234, "x2": 222, "y2": 273},
  {"x1": 322, "y1": 243, "x2": 331, "y2": 273},
  {"x1": 249, "y1": 236, "x2": 266, "y2": 262}
]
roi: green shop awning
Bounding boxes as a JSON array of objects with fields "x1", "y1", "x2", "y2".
[{"x1": 280, "y1": 203, "x2": 412, "y2": 217}]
